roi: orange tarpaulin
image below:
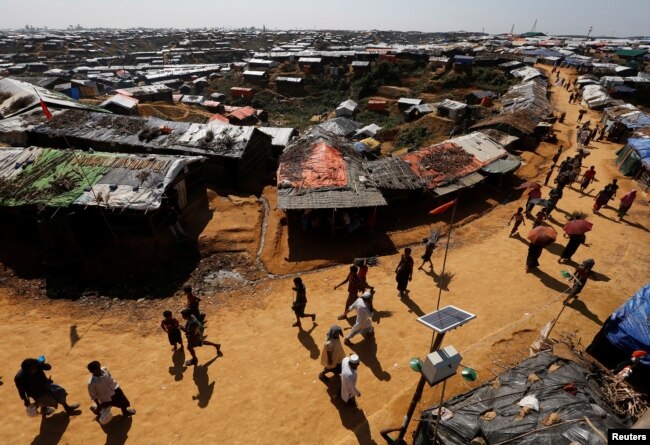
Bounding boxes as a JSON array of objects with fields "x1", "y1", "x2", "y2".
[{"x1": 278, "y1": 141, "x2": 348, "y2": 189}]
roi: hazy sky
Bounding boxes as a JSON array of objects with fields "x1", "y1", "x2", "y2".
[{"x1": 0, "y1": 0, "x2": 648, "y2": 37}]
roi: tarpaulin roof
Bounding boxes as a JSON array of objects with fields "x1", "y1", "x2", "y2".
[
  {"x1": 277, "y1": 131, "x2": 386, "y2": 209},
  {"x1": 603, "y1": 283, "x2": 650, "y2": 366},
  {"x1": 448, "y1": 132, "x2": 507, "y2": 164},
  {"x1": 416, "y1": 351, "x2": 628, "y2": 445},
  {"x1": 501, "y1": 79, "x2": 552, "y2": 117},
  {"x1": 0, "y1": 77, "x2": 106, "y2": 118},
  {"x1": 402, "y1": 142, "x2": 485, "y2": 189},
  {"x1": 0, "y1": 147, "x2": 203, "y2": 210},
  {"x1": 481, "y1": 156, "x2": 522, "y2": 174},
  {"x1": 582, "y1": 84, "x2": 611, "y2": 109},
  {"x1": 278, "y1": 140, "x2": 348, "y2": 189}
]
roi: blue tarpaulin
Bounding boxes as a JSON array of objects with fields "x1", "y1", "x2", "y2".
[{"x1": 604, "y1": 283, "x2": 650, "y2": 366}]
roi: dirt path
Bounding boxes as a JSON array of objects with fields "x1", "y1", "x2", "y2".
[{"x1": 0, "y1": 66, "x2": 648, "y2": 445}]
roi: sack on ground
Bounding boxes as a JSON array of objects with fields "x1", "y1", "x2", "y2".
[{"x1": 99, "y1": 407, "x2": 113, "y2": 425}]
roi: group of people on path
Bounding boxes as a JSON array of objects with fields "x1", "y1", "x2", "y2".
[
  {"x1": 15, "y1": 358, "x2": 135, "y2": 423},
  {"x1": 291, "y1": 239, "x2": 434, "y2": 408},
  {"x1": 160, "y1": 286, "x2": 222, "y2": 367}
]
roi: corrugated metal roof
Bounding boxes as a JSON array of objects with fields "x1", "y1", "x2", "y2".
[
  {"x1": 259, "y1": 127, "x2": 296, "y2": 147},
  {"x1": 100, "y1": 94, "x2": 139, "y2": 109},
  {"x1": 447, "y1": 132, "x2": 507, "y2": 164}
]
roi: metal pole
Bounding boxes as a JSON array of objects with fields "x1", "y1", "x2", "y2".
[
  {"x1": 432, "y1": 379, "x2": 448, "y2": 443},
  {"x1": 436, "y1": 197, "x2": 458, "y2": 310},
  {"x1": 394, "y1": 332, "x2": 446, "y2": 443}
]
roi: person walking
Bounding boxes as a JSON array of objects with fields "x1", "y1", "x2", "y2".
[
  {"x1": 558, "y1": 111, "x2": 566, "y2": 123},
  {"x1": 525, "y1": 187, "x2": 542, "y2": 215},
  {"x1": 180, "y1": 308, "x2": 221, "y2": 366},
  {"x1": 544, "y1": 165, "x2": 555, "y2": 186},
  {"x1": 593, "y1": 187, "x2": 611, "y2": 213},
  {"x1": 565, "y1": 259, "x2": 595, "y2": 300},
  {"x1": 508, "y1": 207, "x2": 526, "y2": 237},
  {"x1": 577, "y1": 112, "x2": 583, "y2": 123},
  {"x1": 319, "y1": 326, "x2": 346, "y2": 382},
  {"x1": 552, "y1": 147, "x2": 563, "y2": 165},
  {"x1": 334, "y1": 265, "x2": 360, "y2": 320},
  {"x1": 355, "y1": 259, "x2": 374, "y2": 292},
  {"x1": 546, "y1": 188, "x2": 563, "y2": 217},
  {"x1": 291, "y1": 277, "x2": 316, "y2": 329},
  {"x1": 532, "y1": 209, "x2": 547, "y2": 228},
  {"x1": 525, "y1": 242, "x2": 544, "y2": 272},
  {"x1": 161, "y1": 310, "x2": 183, "y2": 351},
  {"x1": 618, "y1": 190, "x2": 637, "y2": 219},
  {"x1": 344, "y1": 290, "x2": 374, "y2": 346},
  {"x1": 15, "y1": 358, "x2": 80, "y2": 417},
  {"x1": 580, "y1": 166, "x2": 596, "y2": 193},
  {"x1": 558, "y1": 233, "x2": 587, "y2": 263},
  {"x1": 418, "y1": 238, "x2": 437, "y2": 270},
  {"x1": 183, "y1": 285, "x2": 204, "y2": 323},
  {"x1": 340, "y1": 354, "x2": 361, "y2": 407},
  {"x1": 87, "y1": 361, "x2": 136, "y2": 418},
  {"x1": 395, "y1": 248, "x2": 414, "y2": 298}
]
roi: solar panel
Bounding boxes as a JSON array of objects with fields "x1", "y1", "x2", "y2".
[{"x1": 417, "y1": 305, "x2": 476, "y2": 333}]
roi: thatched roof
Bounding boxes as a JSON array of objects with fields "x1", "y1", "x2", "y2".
[{"x1": 363, "y1": 157, "x2": 423, "y2": 190}]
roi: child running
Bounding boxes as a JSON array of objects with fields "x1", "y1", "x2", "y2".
[
  {"x1": 291, "y1": 277, "x2": 316, "y2": 329},
  {"x1": 160, "y1": 310, "x2": 183, "y2": 351},
  {"x1": 508, "y1": 207, "x2": 526, "y2": 237}
]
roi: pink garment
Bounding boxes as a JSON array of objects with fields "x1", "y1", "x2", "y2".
[
  {"x1": 620, "y1": 190, "x2": 637, "y2": 207},
  {"x1": 529, "y1": 188, "x2": 542, "y2": 200}
]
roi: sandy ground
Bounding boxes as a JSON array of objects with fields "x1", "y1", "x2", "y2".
[{"x1": 0, "y1": 66, "x2": 649, "y2": 445}]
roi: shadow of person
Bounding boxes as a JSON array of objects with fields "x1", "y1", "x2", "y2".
[
  {"x1": 596, "y1": 212, "x2": 621, "y2": 224},
  {"x1": 621, "y1": 218, "x2": 649, "y2": 233},
  {"x1": 297, "y1": 324, "x2": 320, "y2": 360},
  {"x1": 399, "y1": 291, "x2": 425, "y2": 317},
  {"x1": 69, "y1": 325, "x2": 80, "y2": 349},
  {"x1": 31, "y1": 412, "x2": 70, "y2": 445},
  {"x1": 435, "y1": 271, "x2": 454, "y2": 291},
  {"x1": 530, "y1": 267, "x2": 571, "y2": 293},
  {"x1": 546, "y1": 242, "x2": 566, "y2": 257},
  {"x1": 325, "y1": 380, "x2": 378, "y2": 445},
  {"x1": 590, "y1": 270, "x2": 611, "y2": 282},
  {"x1": 169, "y1": 347, "x2": 187, "y2": 381},
  {"x1": 371, "y1": 310, "x2": 393, "y2": 325},
  {"x1": 567, "y1": 298, "x2": 604, "y2": 326},
  {"x1": 347, "y1": 335, "x2": 391, "y2": 382},
  {"x1": 192, "y1": 356, "x2": 217, "y2": 408},
  {"x1": 100, "y1": 415, "x2": 133, "y2": 445}
]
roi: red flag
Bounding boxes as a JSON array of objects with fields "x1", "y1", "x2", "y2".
[
  {"x1": 429, "y1": 199, "x2": 457, "y2": 215},
  {"x1": 39, "y1": 99, "x2": 52, "y2": 120}
]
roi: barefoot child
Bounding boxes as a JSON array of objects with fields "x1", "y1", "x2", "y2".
[
  {"x1": 291, "y1": 277, "x2": 316, "y2": 329},
  {"x1": 508, "y1": 207, "x2": 525, "y2": 237},
  {"x1": 161, "y1": 310, "x2": 183, "y2": 351}
]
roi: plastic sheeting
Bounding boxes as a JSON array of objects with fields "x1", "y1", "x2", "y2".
[
  {"x1": 603, "y1": 284, "x2": 650, "y2": 366},
  {"x1": 414, "y1": 352, "x2": 628, "y2": 445}
]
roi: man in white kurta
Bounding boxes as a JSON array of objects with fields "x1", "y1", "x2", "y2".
[
  {"x1": 344, "y1": 291, "x2": 374, "y2": 345},
  {"x1": 340, "y1": 354, "x2": 361, "y2": 406}
]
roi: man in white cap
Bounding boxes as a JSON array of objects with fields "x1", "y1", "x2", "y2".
[
  {"x1": 344, "y1": 289, "x2": 374, "y2": 346},
  {"x1": 340, "y1": 354, "x2": 361, "y2": 406}
]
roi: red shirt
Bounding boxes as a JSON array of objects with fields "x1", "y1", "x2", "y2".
[
  {"x1": 584, "y1": 169, "x2": 596, "y2": 180},
  {"x1": 513, "y1": 212, "x2": 524, "y2": 223},
  {"x1": 161, "y1": 318, "x2": 180, "y2": 331},
  {"x1": 529, "y1": 189, "x2": 542, "y2": 200},
  {"x1": 357, "y1": 264, "x2": 368, "y2": 280}
]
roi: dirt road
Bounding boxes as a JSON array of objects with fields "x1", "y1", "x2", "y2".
[{"x1": 0, "y1": 66, "x2": 648, "y2": 445}]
